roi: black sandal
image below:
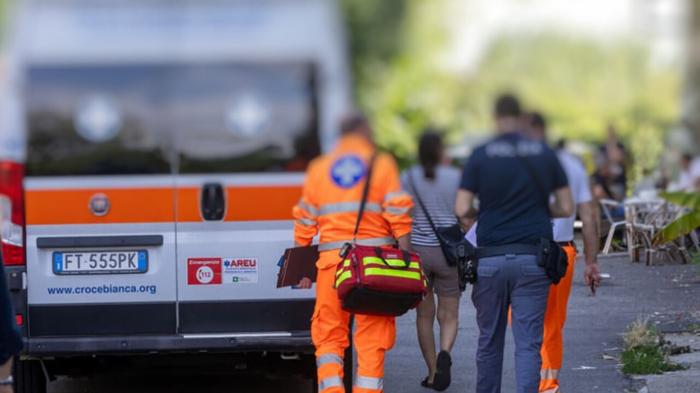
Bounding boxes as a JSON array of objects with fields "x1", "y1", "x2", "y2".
[
  {"x1": 421, "y1": 376, "x2": 434, "y2": 389},
  {"x1": 432, "y1": 351, "x2": 452, "y2": 391}
]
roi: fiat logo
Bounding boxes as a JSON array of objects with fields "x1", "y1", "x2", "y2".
[{"x1": 89, "y1": 193, "x2": 110, "y2": 217}]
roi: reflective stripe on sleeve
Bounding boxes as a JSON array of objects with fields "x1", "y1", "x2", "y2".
[
  {"x1": 354, "y1": 375, "x2": 383, "y2": 390},
  {"x1": 319, "y1": 376, "x2": 344, "y2": 392},
  {"x1": 297, "y1": 200, "x2": 319, "y2": 217},
  {"x1": 296, "y1": 218, "x2": 317, "y2": 227},
  {"x1": 319, "y1": 201, "x2": 382, "y2": 215},
  {"x1": 317, "y1": 353, "x2": 344, "y2": 368},
  {"x1": 384, "y1": 191, "x2": 410, "y2": 201},
  {"x1": 384, "y1": 206, "x2": 410, "y2": 215},
  {"x1": 317, "y1": 236, "x2": 395, "y2": 252}
]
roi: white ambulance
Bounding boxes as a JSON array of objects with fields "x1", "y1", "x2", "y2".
[{"x1": 0, "y1": 1, "x2": 351, "y2": 391}]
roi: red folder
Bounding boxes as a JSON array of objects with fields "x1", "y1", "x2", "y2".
[{"x1": 276, "y1": 245, "x2": 319, "y2": 288}]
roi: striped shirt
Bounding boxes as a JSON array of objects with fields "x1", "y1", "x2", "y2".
[{"x1": 401, "y1": 165, "x2": 461, "y2": 247}]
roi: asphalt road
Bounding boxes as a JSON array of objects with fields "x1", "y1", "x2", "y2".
[{"x1": 49, "y1": 254, "x2": 700, "y2": 393}]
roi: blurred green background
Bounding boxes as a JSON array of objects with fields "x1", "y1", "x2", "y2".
[{"x1": 342, "y1": 0, "x2": 683, "y2": 189}]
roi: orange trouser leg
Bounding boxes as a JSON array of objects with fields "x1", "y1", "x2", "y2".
[
  {"x1": 312, "y1": 257, "x2": 351, "y2": 393},
  {"x1": 539, "y1": 245, "x2": 577, "y2": 393},
  {"x1": 352, "y1": 313, "x2": 396, "y2": 393}
]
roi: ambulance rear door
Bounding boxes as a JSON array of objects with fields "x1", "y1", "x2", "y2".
[
  {"x1": 173, "y1": 62, "x2": 319, "y2": 337},
  {"x1": 23, "y1": 64, "x2": 179, "y2": 338}
]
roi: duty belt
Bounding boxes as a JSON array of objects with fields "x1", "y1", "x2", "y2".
[
  {"x1": 475, "y1": 244, "x2": 539, "y2": 259},
  {"x1": 557, "y1": 240, "x2": 576, "y2": 248},
  {"x1": 317, "y1": 237, "x2": 395, "y2": 252}
]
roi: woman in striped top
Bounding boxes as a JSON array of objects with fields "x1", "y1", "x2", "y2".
[{"x1": 401, "y1": 131, "x2": 461, "y2": 391}]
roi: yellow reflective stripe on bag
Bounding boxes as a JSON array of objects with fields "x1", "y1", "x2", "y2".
[
  {"x1": 336, "y1": 260, "x2": 351, "y2": 276},
  {"x1": 362, "y1": 256, "x2": 420, "y2": 270},
  {"x1": 335, "y1": 270, "x2": 353, "y2": 287},
  {"x1": 336, "y1": 258, "x2": 420, "y2": 273},
  {"x1": 363, "y1": 267, "x2": 422, "y2": 281}
]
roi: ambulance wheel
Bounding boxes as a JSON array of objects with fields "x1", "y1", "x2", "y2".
[{"x1": 13, "y1": 359, "x2": 47, "y2": 393}]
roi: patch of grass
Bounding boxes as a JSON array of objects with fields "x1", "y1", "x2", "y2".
[
  {"x1": 691, "y1": 251, "x2": 700, "y2": 265},
  {"x1": 621, "y1": 316, "x2": 686, "y2": 375},
  {"x1": 621, "y1": 345, "x2": 685, "y2": 375}
]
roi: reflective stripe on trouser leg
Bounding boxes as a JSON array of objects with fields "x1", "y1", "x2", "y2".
[
  {"x1": 352, "y1": 313, "x2": 395, "y2": 392},
  {"x1": 354, "y1": 376, "x2": 383, "y2": 391},
  {"x1": 319, "y1": 376, "x2": 344, "y2": 392},
  {"x1": 539, "y1": 245, "x2": 576, "y2": 393},
  {"x1": 313, "y1": 260, "x2": 352, "y2": 392},
  {"x1": 316, "y1": 353, "x2": 345, "y2": 393}
]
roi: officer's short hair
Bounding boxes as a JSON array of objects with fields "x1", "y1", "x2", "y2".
[
  {"x1": 494, "y1": 94, "x2": 522, "y2": 118},
  {"x1": 341, "y1": 113, "x2": 370, "y2": 135},
  {"x1": 529, "y1": 111, "x2": 547, "y2": 130}
]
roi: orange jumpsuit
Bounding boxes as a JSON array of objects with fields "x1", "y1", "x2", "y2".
[
  {"x1": 293, "y1": 135, "x2": 413, "y2": 393},
  {"x1": 539, "y1": 244, "x2": 577, "y2": 393}
]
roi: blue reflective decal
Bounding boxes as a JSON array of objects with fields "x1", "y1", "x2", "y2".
[{"x1": 330, "y1": 155, "x2": 366, "y2": 188}]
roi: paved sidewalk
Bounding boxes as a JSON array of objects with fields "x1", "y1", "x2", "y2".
[{"x1": 385, "y1": 254, "x2": 700, "y2": 393}]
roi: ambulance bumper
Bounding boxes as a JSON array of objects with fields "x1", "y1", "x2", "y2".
[{"x1": 22, "y1": 332, "x2": 313, "y2": 357}]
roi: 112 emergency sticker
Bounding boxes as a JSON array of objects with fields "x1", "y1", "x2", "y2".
[
  {"x1": 187, "y1": 258, "x2": 222, "y2": 285},
  {"x1": 222, "y1": 257, "x2": 259, "y2": 284}
]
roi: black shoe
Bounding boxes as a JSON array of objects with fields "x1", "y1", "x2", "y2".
[
  {"x1": 432, "y1": 351, "x2": 452, "y2": 391},
  {"x1": 421, "y1": 376, "x2": 434, "y2": 389}
]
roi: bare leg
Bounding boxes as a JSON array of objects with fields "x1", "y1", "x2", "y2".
[
  {"x1": 0, "y1": 359, "x2": 13, "y2": 393},
  {"x1": 437, "y1": 295, "x2": 460, "y2": 352},
  {"x1": 416, "y1": 289, "x2": 437, "y2": 382}
]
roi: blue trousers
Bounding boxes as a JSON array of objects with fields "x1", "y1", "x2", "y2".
[
  {"x1": 0, "y1": 263, "x2": 22, "y2": 364},
  {"x1": 471, "y1": 254, "x2": 551, "y2": 393}
]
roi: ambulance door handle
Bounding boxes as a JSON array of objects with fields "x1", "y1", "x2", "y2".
[{"x1": 200, "y1": 183, "x2": 225, "y2": 221}]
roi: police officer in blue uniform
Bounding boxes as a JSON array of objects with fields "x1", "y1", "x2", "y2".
[{"x1": 455, "y1": 94, "x2": 573, "y2": 393}]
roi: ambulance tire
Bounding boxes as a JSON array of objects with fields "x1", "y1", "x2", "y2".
[{"x1": 13, "y1": 359, "x2": 47, "y2": 393}]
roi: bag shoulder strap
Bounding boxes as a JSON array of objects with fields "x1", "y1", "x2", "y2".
[
  {"x1": 407, "y1": 169, "x2": 441, "y2": 239},
  {"x1": 352, "y1": 153, "x2": 378, "y2": 242},
  {"x1": 511, "y1": 141, "x2": 550, "y2": 213}
]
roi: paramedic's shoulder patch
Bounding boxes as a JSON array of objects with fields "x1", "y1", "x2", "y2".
[{"x1": 330, "y1": 155, "x2": 366, "y2": 188}]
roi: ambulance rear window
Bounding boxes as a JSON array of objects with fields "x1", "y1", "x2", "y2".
[
  {"x1": 174, "y1": 63, "x2": 319, "y2": 173},
  {"x1": 25, "y1": 63, "x2": 320, "y2": 176},
  {"x1": 26, "y1": 65, "x2": 171, "y2": 176}
]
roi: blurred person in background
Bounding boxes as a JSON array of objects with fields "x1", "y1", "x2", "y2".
[
  {"x1": 527, "y1": 112, "x2": 601, "y2": 393},
  {"x1": 674, "y1": 153, "x2": 695, "y2": 191},
  {"x1": 592, "y1": 125, "x2": 628, "y2": 203},
  {"x1": 456, "y1": 94, "x2": 573, "y2": 393},
  {"x1": 672, "y1": 153, "x2": 700, "y2": 192},
  {"x1": 0, "y1": 259, "x2": 23, "y2": 392},
  {"x1": 401, "y1": 131, "x2": 461, "y2": 391},
  {"x1": 293, "y1": 114, "x2": 413, "y2": 393}
]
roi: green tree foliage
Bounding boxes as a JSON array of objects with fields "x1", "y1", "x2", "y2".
[{"x1": 343, "y1": 1, "x2": 680, "y2": 179}]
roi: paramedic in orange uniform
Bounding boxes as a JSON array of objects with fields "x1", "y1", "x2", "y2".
[
  {"x1": 293, "y1": 114, "x2": 413, "y2": 393},
  {"x1": 527, "y1": 112, "x2": 601, "y2": 393}
]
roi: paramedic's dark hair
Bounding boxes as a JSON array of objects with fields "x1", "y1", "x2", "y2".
[
  {"x1": 529, "y1": 111, "x2": 547, "y2": 131},
  {"x1": 340, "y1": 113, "x2": 370, "y2": 135},
  {"x1": 419, "y1": 130, "x2": 444, "y2": 180},
  {"x1": 494, "y1": 93, "x2": 522, "y2": 118}
]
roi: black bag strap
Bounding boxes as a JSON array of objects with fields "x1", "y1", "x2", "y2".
[
  {"x1": 352, "y1": 153, "x2": 378, "y2": 243},
  {"x1": 511, "y1": 141, "x2": 551, "y2": 215},
  {"x1": 407, "y1": 169, "x2": 443, "y2": 240}
]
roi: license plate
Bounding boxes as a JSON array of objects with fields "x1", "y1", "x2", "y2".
[{"x1": 53, "y1": 250, "x2": 148, "y2": 275}]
